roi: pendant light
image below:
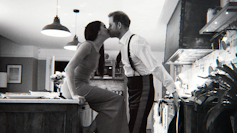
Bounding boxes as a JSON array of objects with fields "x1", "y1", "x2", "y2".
[
  {"x1": 41, "y1": 0, "x2": 71, "y2": 37},
  {"x1": 64, "y1": 9, "x2": 80, "y2": 50}
]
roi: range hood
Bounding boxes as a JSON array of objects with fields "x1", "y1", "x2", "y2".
[
  {"x1": 164, "y1": 0, "x2": 220, "y2": 65},
  {"x1": 166, "y1": 49, "x2": 214, "y2": 65}
]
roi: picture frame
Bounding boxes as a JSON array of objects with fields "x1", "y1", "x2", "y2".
[{"x1": 7, "y1": 65, "x2": 22, "y2": 83}]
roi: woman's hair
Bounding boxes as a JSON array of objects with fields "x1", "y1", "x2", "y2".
[
  {"x1": 108, "y1": 11, "x2": 130, "y2": 28},
  {"x1": 84, "y1": 21, "x2": 104, "y2": 77},
  {"x1": 85, "y1": 21, "x2": 101, "y2": 41}
]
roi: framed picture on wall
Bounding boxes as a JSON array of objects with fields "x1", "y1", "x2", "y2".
[{"x1": 7, "y1": 65, "x2": 22, "y2": 83}]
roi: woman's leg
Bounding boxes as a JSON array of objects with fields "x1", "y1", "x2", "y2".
[{"x1": 84, "y1": 86, "x2": 129, "y2": 133}]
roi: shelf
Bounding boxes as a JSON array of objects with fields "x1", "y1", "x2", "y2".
[{"x1": 199, "y1": 2, "x2": 237, "y2": 35}]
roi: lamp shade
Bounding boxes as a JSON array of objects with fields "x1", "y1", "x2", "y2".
[
  {"x1": 64, "y1": 35, "x2": 79, "y2": 51},
  {"x1": 0, "y1": 72, "x2": 7, "y2": 88},
  {"x1": 41, "y1": 16, "x2": 71, "y2": 37}
]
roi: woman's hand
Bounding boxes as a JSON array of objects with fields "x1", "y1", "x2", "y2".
[{"x1": 73, "y1": 95, "x2": 86, "y2": 104}]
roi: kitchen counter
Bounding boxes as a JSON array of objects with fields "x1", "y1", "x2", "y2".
[
  {"x1": 0, "y1": 98, "x2": 81, "y2": 104},
  {"x1": 0, "y1": 91, "x2": 85, "y2": 104}
]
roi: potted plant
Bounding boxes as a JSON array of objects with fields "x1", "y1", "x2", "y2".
[{"x1": 194, "y1": 59, "x2": 237, "y2": 132}]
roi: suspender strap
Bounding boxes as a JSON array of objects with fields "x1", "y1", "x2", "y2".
[
  {"x1": 128, "y1": 34, "x2": 141, "y2": 76},
  {"x1": 115, "y1": 34, "x2": 141, "y2": 76}
]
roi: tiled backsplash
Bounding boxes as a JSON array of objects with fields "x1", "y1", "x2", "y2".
[{"x1": 177, "y1": 31, "x2": 237, "y2": 95}]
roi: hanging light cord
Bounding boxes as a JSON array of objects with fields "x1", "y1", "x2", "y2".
[
  {"x1": 73, "y1": 9, "x2": 79, "y2": 36},
  {"x1": 75, "y1": 12, "x2": 77, "y2": 35},
  {"x1": 56, "y1": 0, "x2": 58, "y2": 16}
]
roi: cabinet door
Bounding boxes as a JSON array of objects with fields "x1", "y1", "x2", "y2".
[
  {"x1": 0, "y1": 103, "x2": 81, "y2": 133},
  {"x1": 0, "y1": 112, "x2": 66, "y2": 133}
]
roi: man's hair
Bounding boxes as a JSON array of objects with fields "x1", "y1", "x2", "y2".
[{"x1": 108, "y1": 11, "x2": 130, "y2": 28}]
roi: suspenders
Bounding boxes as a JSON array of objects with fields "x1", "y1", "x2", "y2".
[
  {"x1": 127, "y1": 34, "x2": 141, "y2": 76},
  {"x1": 115, "y1": 34, "x2": 141, "y2": 76},
  {"x1": 127, "y1": 34, "x2": 136, "y2": 72}
]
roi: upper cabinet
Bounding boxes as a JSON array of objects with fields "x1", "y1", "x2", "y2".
[
  {"x1": 199, "y1": 2, "x2": 237, "y2": 40},
  {"x1": 164, "y1": 0, "x2": 220, "y2": 65}
]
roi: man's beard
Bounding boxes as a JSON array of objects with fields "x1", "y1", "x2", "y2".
[{"x1": 109, "y1": 30, "x2": 120, "y2": 38}]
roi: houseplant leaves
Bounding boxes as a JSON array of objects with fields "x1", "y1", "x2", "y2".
[{"x1": 195, "y1": 60, "x2": 237, "y2": 130}]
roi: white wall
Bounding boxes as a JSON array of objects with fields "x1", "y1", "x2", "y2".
[
  {"x1": 0, "y1": 36, "x2": 38, "y2": 58},
  {"x1": 38, "y1": 48, "x2": 75, "y2": 61}
]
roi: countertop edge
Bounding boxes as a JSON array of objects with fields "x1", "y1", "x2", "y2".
[{"x1": 0, "y1": 99, "x2": 84, "y2": 104}]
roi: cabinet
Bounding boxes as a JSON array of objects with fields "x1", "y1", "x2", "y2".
[
  {"x1": 164, "y1": 0, "x2": 220, "y2": 65},
  {"x1": 0, "y1": 102, "x2": 84, "y2": 133},
  {"x1": 199, "y1": 2, "x2": 237, "y2": 41},
  {"x1": 180, "y1": 102, "x2": 233, "y2": 133}
]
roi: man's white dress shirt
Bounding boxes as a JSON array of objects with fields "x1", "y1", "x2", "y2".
[{"x1": 119, "y1": 30, "x2": 176, "y2": 93}]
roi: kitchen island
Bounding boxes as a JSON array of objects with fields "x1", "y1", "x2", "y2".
[{"x1": 0, "y1": 98, "x2": 86, "y2": 133}]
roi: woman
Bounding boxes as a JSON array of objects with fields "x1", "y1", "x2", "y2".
[{"x1": 65, "y1": 21, "x2": 129, "y2": 133}]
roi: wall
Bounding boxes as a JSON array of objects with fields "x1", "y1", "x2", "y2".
[
  {"x1": 0, "y1": 36, "x2": 39, "y2": 92},
  {"x1": 0, "y1": 35, "x2": 76, "y2": 92},
  {"x1": 0, "y1": 57, "x2": 37, "y2": 92},
  {"x1": 37, "y1": 60, "x2": 46, "y2": 91},
  {"x1": 0, "y1": 36, "x2": 38, "y2": 59}
]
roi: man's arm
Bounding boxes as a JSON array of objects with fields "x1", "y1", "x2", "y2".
[
  {"x1": 152, "y1": 66, "x2": 179, "y2": 108},
  {"x1": 132, "y1": 36, "x2": 180, "y2": 107}
]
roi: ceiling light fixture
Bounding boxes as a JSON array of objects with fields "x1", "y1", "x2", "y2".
[
  {"x1": 41, "y1": 0, "x2": 71, "y2": 37},
  {"x1": 64, "y1": 9, "x2": 80, "y2": 50}
]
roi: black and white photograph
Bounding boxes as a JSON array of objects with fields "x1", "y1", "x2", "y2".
[{"x1": 0, "y1": 0, "x2": 237, "y2": 133}]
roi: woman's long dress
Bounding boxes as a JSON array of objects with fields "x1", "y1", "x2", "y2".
[{"x1": 73, "y1": 42, "x2": 130, "y2": 133}]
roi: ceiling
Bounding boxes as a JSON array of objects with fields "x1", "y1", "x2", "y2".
[{"x1": 0, "y1": 0, "x2": 178, "y2": 52}]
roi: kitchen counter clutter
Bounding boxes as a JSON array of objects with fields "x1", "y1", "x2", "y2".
[
  {"x1": 0, "y1": 91, "x2": 59, "y2": 99},
  {"x1": 0, "y1": 91, "x2": 84, "y2": 104}
]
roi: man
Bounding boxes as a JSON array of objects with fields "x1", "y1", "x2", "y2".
[{"x1": 108, "y1": 11, "x2": 179, "y2": 133}]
